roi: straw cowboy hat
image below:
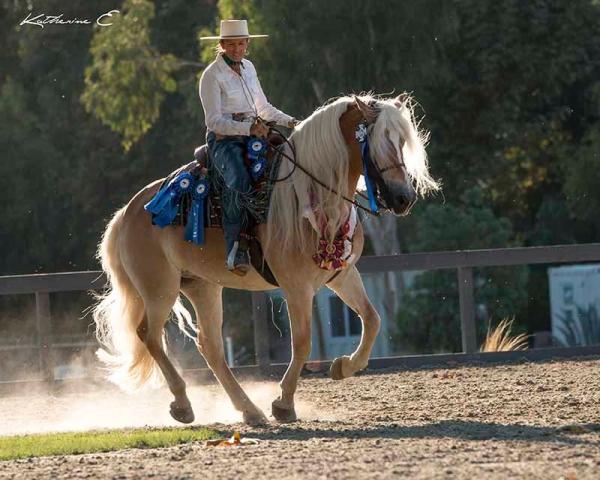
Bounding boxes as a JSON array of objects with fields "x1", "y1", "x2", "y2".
[{"x1": 200, "y1": 20, "x2": 268, "y2": 40}]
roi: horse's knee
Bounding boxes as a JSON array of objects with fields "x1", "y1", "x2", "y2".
[
  {"x1": 196, "y1": 339, "x2": 215, "y2": 359},
  {"x1": 195, "y1": 335, "x2": 207, "y2": 355},
  {"x1": 362, "y1": 304, "x2": 381, "y2": 331},
  {"x1": 294, "y1": 342, "x2": 311, "y2": 361},
  {"x1": 292, "y1": 327, "x2": 311, "y2": 360},
  {"x1": 196, "y1": 334, "x2": 225, "y2": 365}
]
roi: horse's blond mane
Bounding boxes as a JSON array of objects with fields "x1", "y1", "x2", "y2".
[{"x1": 265, "y1": 94, "x2": 438, "y2": 255}]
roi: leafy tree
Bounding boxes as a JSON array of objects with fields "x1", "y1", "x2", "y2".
[{"x1": 81, "y1": 0, "x2": 178, "y2": 150}]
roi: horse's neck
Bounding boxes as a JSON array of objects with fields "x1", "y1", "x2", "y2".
[
  {"x1": 339, "y1": 105, "x2": 364, "y2": 195},
  {"x1": 303, "y1": 105, "x2": 363, "y2": 231},
  {"x1": 270, "y1": 104, "x2": 363, "y2": 225}
]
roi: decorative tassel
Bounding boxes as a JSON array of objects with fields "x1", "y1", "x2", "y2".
[{"x1": 185, "y1": 178, "x2": 210, "y2": 244}]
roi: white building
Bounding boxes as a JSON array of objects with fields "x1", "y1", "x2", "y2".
[{"x1": 548, "y1": 264, "x2": 600, "y2": 346}]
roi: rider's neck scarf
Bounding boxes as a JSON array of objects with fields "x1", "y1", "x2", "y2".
[{"x1": 222, "y1": 54, "x2": 243, "y2": 70}]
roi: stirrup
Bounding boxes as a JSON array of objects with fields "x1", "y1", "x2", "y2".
[{"x1": 227, "y1": 241, "x2": 250, "y2": 276}]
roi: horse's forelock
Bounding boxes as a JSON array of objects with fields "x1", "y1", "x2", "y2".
[{"x1": 370, "y1": 95, "x2": 439, "y2": 195}]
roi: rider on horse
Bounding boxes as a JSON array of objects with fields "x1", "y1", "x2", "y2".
[{"x1": 199, "y1": 20, "x2": 298, "y2": 276}]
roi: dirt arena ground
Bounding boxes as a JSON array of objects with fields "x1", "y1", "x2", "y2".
[{"x1": 1, "y1": 357, "x2": 599, "y2": 479}]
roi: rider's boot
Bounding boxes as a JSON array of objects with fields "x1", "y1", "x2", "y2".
[{"x1": 226, "y1": 240, "x2": 250, "y2": 276}]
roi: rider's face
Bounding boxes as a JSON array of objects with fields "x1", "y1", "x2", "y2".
[{"x1": 220, "y1": 39, "x2": 249, "y2": 62}]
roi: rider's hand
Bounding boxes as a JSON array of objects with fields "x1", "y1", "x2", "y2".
[{"x1": 250, "y1": 119, "x2": 269, "y2": 138}]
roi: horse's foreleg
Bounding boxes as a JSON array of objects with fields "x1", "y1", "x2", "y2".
[
  {"x1": 180, "y1": 279, "x2": 267, "y2": 426},
  {"x1": 327, "y1": 265, "x2": 381, "y2": 380},
  {"x1": 272, "y1": 289, "x2": 313, "y2": 423}
]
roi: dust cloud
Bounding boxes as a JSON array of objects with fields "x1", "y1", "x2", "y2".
[{"x1": 0, "y1": 380, "x2": 320, "y2": 436}]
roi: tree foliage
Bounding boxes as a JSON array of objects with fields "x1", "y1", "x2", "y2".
[{"x1": 81, "y1": 0, "x2": 178, "y2": 150}]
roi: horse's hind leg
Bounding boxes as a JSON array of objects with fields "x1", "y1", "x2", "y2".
[
  {"x1": 326, "y1": 265, "x2": 381, "y2": 380},
  {"x1": 180, "y1": 278, "x2": 268, "y2": 426},
  {"x1": 137, "y1": 300, "x2": 194, "y2": 423},
  {"x1": 136, "y1": 274, "x2": 194, "y2": 424}
]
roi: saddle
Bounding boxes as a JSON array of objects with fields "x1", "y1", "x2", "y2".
[{"x1": 152, "y1": 132, "x2": 287, "y2": 286}]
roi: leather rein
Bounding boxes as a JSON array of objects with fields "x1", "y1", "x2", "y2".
[{"x1": 266, "y1": 124, "x2": 406, "y2": 217}]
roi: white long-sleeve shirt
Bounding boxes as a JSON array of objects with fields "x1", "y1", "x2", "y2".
[{"x1": 199, "y1": 54, "x2": 293, "y2": 136}]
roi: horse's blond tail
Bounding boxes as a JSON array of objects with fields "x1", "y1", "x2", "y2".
[{"x1": 92, "y1": 208, "x2": 162, "y2": 391}]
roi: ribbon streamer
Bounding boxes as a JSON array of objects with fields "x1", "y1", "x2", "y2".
[
  {"x1": 144, "y1": 172, "x2": 195, "y2": 227},
  {"x1": 185, "y1": 178, "x2": 210, "y2": 245},
  {"x1": 356, "y1": 124, "x2": 379, "y2": 214}
]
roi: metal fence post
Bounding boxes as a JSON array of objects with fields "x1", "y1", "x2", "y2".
[
  {"x1": 457, "y1": 267, "x2": 477, "y2": 353},
  {"x1": 35, "y1": 291, "x2": 54, "y2": 383},
  {"x1": 251, "y1": 292, "x2": 270, "y2": 371}
]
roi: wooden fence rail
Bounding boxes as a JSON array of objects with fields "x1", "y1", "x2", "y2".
[{"x1": 1, "y1": 242, "x2": 600, "y2": 384}]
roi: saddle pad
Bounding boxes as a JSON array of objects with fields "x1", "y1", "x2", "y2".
[{"x1": 154, "y1": 143, "x2": 283, "y2": 230}]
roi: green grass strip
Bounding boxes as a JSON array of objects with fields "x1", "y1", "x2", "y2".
[{"x1": 0, "y1": 426, "x2": 219, "y2": 461}]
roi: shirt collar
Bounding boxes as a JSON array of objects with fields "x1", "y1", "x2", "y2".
[
  {"x1": 217, "y1": 54, "x2": 246, "y2": 75},
  {"x1": 222, "y1": 54, "x2": 244, "y2": 69}
]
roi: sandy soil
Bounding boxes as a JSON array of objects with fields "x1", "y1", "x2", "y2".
[{"x1": 1, "y1": 357, "x2": 599, "y2": 479}]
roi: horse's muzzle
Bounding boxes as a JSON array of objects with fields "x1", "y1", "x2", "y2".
[{"x1": 389, "y1": 184, "x2": 417, "y2": 216}]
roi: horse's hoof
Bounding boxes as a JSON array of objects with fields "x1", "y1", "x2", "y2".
[
  {"x1": 170, "y1": 402, "x2": 195, "y2": 424},
  {"x1": 330, "y1": 356, "x2": 352, "y2": 380},
  {"x1": 271, "y1": 400, "x2": 297, "y2": 423},
  {"x1": 243, "y1": 409, "x2": 269, "y2": 426}
]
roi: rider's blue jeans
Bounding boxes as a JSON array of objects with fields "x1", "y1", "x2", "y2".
[{"x1": 206, "y1": 131, "x2": 251, "y2": 254}]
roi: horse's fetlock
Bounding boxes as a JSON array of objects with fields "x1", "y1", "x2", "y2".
[{"x1": 174, "y1": 379, "x2": 187, "y2": 394}]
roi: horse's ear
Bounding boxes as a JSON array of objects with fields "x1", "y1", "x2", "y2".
[
  {"x1": 394, "y1": 92, "x2": 410, "y2": 108},
  {"x1": 354, "y1": 96, "x2": 378, "y2": 124}
]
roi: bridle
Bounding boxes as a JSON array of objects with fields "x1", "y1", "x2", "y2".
[{"x1": 266, "y1": 121, "x2": 408, "y2": 217}]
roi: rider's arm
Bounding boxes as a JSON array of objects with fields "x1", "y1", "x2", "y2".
[
  {"x1": 199, "y1": 68, "x2": 252, "y2": 136},
  {"x1": 248, "y1": 63, "x2": 295, "y2": 127}
]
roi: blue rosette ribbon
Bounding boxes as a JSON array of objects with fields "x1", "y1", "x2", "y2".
[
  {"x1": 185, "y1": 178, "x2": 210, "y2": 245},
  {"x1": 247, "y1": 137, "x2": 268, "y2": 181},
  {"x1": 250, "y1": 157, "x2": 267, "y2": 181},
  {"x1": 355, "y1": 123, "x2": 379, "y2": 214},
  {"x1": 144, "y1": 172, "x2": 195, "y2": 227}
]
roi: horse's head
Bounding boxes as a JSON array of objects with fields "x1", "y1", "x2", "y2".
[{"x1": 352, "y1": 94, "x2": 439, "y2": 216}]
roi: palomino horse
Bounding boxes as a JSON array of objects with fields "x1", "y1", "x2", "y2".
[{"x1": 92, "y1": 94, "x2": 438, "y2": 425}]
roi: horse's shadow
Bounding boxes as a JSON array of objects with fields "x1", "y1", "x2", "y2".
[{"x1": 244, "y1": 420, "x2": 600, "y2": 446}]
